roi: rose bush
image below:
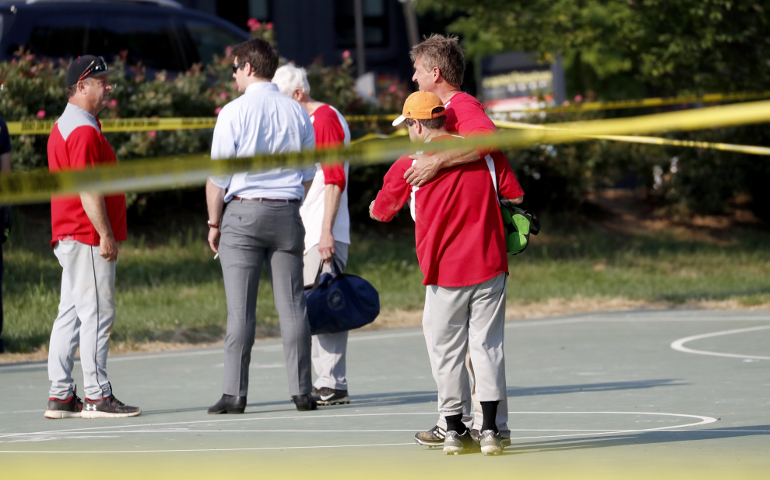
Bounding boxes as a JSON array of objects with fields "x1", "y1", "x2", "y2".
[{"x1": 2, "y1": 47, "x2": 765, "y2": 219}]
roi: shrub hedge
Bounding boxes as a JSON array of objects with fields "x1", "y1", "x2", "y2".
[{"x1": 1, "y1": 50, "x2": 768, "y2": 221}]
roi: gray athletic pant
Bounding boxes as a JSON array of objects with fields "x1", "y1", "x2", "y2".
[
  {"x1": 218, "y1": 199, "x2": 312, "y2": 397},
  {"x1": 303, "y1": 242, "x2": 349, "y2": 390},
  {"x1": 48, "y1": 240, "x2": 116, "y2": 401},
  {"x1": 423, "y1": 273, "x2": 509, "y2": 436}
]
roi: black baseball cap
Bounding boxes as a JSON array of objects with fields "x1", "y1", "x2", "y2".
[{"x1": 65, "y1": 55, "x2": 119, "y2": 88}]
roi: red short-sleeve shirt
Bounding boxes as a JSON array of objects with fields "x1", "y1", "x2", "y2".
[
  {"x1": 372, "y1": 136, "x2": 522, "y2": 287},
  {"x1": 47, "y1": 104, "x2": 127, "y2": 248},
  {"x1": 311, "y1": 104, "x2": 347, "y2": 191}
]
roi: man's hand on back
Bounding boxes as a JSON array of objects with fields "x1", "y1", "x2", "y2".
[
  {"x1": 405, "y1": 147, "x2": 482, "y2": 187},
  {"x1": 404, "y1": 153, "x2": 440, "y2": 187}
]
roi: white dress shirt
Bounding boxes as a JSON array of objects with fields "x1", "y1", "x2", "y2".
[{"x1": 209, "y1": 82, "x2": 316, "y2": 202}]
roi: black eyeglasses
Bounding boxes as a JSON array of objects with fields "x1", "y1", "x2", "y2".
[
  {"x1": 79, "y1": 56, "x2": 108, "y2": 82},
  {"x1": 232, "y1": 62, "x2": 247, "y2": 74}
]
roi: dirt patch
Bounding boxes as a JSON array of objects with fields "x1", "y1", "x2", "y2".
[
  {"x1": 4, "y1": 299, "x2": 768, "y2": 364},
  {"x1": 588, "y1": 189, "x2": 767, "y2": 245}
]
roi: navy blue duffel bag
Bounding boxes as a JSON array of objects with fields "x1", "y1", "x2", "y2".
[{"x1": 304, "y1": 259, "x2": 380, "y2": 335}]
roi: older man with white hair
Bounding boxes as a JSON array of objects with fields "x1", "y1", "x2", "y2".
[{"x1": 272, "y1": 64, "x2": 352, "y2": 406}]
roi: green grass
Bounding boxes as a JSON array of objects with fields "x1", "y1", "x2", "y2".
[{"x1": 3, "y1": 209, "x2": 770, "y2": 353}]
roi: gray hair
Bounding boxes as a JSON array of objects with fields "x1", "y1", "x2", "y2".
[{"x1": 272, "y1": 64, "x2": 310, "y2": 97}]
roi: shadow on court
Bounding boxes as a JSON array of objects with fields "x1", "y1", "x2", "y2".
[
  {"x1": 509, "y1": 379, "x2": 685, "y2": 397},
  {"x1": 508, "y1": 425, "x2": 770, "y2": 454},
  {"x1": 140, "y1": 379, "x2": 683, "y2": 416}
]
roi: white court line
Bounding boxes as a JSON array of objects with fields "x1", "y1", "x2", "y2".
[
  {"x1": 670, "y1": 325, "x2": 770, "y2": 360},
  {"x1": 0, "y1": 442, "x2": 416, "y2": 454},
  {"x1": 2, "y1": 428, "x2": 639, "y2": 436},
  {"x1": 0, "y1": 412, "x2": 442, "y2": 439},
  {"x1": 0, "y1": 411, "x2": 716, "y2": 447},
  {"x1": 3, "y1": 312, "x2": 769, "y2": 370}
]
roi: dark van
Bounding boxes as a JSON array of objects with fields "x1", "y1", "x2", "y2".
[{"x1": 0, "y1": 0, "x2": 250, "y2": 73}]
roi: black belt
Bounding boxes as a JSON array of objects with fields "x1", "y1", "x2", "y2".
[{"x1": 232, "y1": 197, "x2": 299, "y2": 203}]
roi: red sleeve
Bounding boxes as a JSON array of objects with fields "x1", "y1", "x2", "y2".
[
  {"x1": 451, "y1": 99, "x2": 497, "y2": 158},
  {"x1": 492, "y1": 152, "x2": 525, "y2": 200},
  {"x1": 313, "y1": 110, "x2": 345, "y2": 150},
  {"x1": 321, "y1": 162, "x2": 346, "y2": 192},
  {"x1": 454, "y1": 113, "x2": 496, "y2": 137},
  {"x1": 372, "y1": 158, "x2": 413, "y2": 222},
  {"x1": 66, "y1": 126, "x2": 103, "y2": 169}
]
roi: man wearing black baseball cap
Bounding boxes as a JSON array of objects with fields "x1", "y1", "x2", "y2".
[{"x1": 44, "y1": 55, "x2": 140, "y2": 420}]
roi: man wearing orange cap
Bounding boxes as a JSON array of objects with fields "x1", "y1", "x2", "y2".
[
  {"x1": 370, "y1": 92, "x2": 523, "y2": 455},
  {"x1": 404, "y1": 33, "x2": 524, "y2": 448}
]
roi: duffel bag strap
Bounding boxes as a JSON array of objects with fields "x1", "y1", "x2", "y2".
[{"x1": 310, "y1": 259, "x2": 325, "y2": 291}]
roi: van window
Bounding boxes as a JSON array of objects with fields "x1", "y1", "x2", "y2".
[
  {"x1": 93, "y1": 16, "x2": 185, "y2": 71},
  {"x1": 28, "y1": 14, "x2": 185, "y2": 71},
  {"x1": 29, "y1": 15, "x2": 92, "y2": 59},
  {"x1": 183, "y1": 18, "x2": 244, "y2": 65}
]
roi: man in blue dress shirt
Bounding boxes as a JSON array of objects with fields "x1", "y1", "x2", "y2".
[{"x1": 205, "y1": 39, "x2": 318, "y2": 413}]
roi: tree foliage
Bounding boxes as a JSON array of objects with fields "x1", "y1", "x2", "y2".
[{"x1": 418, "y1": 0, "x2": 770, "y2": 98}]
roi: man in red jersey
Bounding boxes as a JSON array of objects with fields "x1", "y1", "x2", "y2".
[
  {"x1": 45, "y1": 56, "x2": 141, "y2": 420},
  {"x1": 273, "y1": 64, "x2": 353, "y2": 406},
  {"x1": 402, "y1": 34, "x2": 524, "y2": 447},
  {"x1": 371, "y1": 92, "x2": 522, "y2": 455}
]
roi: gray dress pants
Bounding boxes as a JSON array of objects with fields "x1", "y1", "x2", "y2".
[{"x1": 218, "y1": 199, "x2": 312, "y2": 397}]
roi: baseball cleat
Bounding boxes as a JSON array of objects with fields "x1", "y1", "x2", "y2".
[
  {"x1": 443, "y1": 430, "x2": 474, "y2": 455},
  {"x1": 414, "y1": 424, "x2": 446, "y2": 447},
  {"x1": 311, "y1": 386, "x2": 350, "y2": 406},
  {"x1": 81, "y1": 394, "x2": 141, "y2": 418},
  {"x1": 479, "y1": 429, "x2": 504, "y2": 456},
  {"x1": 471, "y1": 428, "x2": 511, "y2": 447},
  {"x1": 44, "y1": 388, "x2": 83, "y2": 419}
]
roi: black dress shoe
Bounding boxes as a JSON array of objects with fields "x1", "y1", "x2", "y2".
[
  {"x1": 291, "y1": 394, "x2": 318, "y2": 411},
  {"x1": 208, "y1": 394, "x2": 246, "y2": 414}
]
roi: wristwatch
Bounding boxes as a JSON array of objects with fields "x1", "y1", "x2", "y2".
[{"x1": 207, "y1": 220, "x2": 220, "y2": 229}]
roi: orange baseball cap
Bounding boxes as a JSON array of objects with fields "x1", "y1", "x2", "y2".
[{"x1": 392, "y1": 91, "x2": 446, "y2": 126}]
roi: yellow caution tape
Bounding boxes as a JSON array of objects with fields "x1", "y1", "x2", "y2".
[
  {"x1": 494, "y1": 120, "x2": 770, "y2": 156},
  {"x1": 6, "y1": 117, "x2": 217, "y2": 135},
  {"x1": 6, "y1": 91, "x2": 770, "y2": 136},
  {"x1": 497, "y1": 90, "x2": 770, "y2": 114},
  {"x1": 4, "y1": 99, "x2": 770, "y2": 205},
  {"x1": 6, "y1": 115, "x2": 397, "y2": 135},
  {"x1": 344, "y1": 114, "x2": 400, "y2": 123},
  {"x1": 349, "y1": 129, "x2": 407, "y2": 146}
]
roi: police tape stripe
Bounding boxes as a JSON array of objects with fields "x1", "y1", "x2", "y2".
[
  {"x1": 6, "y1": 117, "x2": 218, "y2": 135},
  {"x1": 495, "y1": 90, "x2": 770, "y2": 114},
  {"x1": 6, "y1": 115, "x2": 399, "y2": 136},
  {"x1": 344, "y1": 114, "x2": 400, "y2": 123},
  {"x1": 349, "y1": 130, "x2": 407, "y2": 145},
  {"x1": 7, "y1": 90, "x2": 770, "y2": 136},
  {"x1": 493, "y1": 120, "x2": 770, "y2": 156},
  {"x1": 4, "y1": 99, "x2": 770, "y2": 205}
]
